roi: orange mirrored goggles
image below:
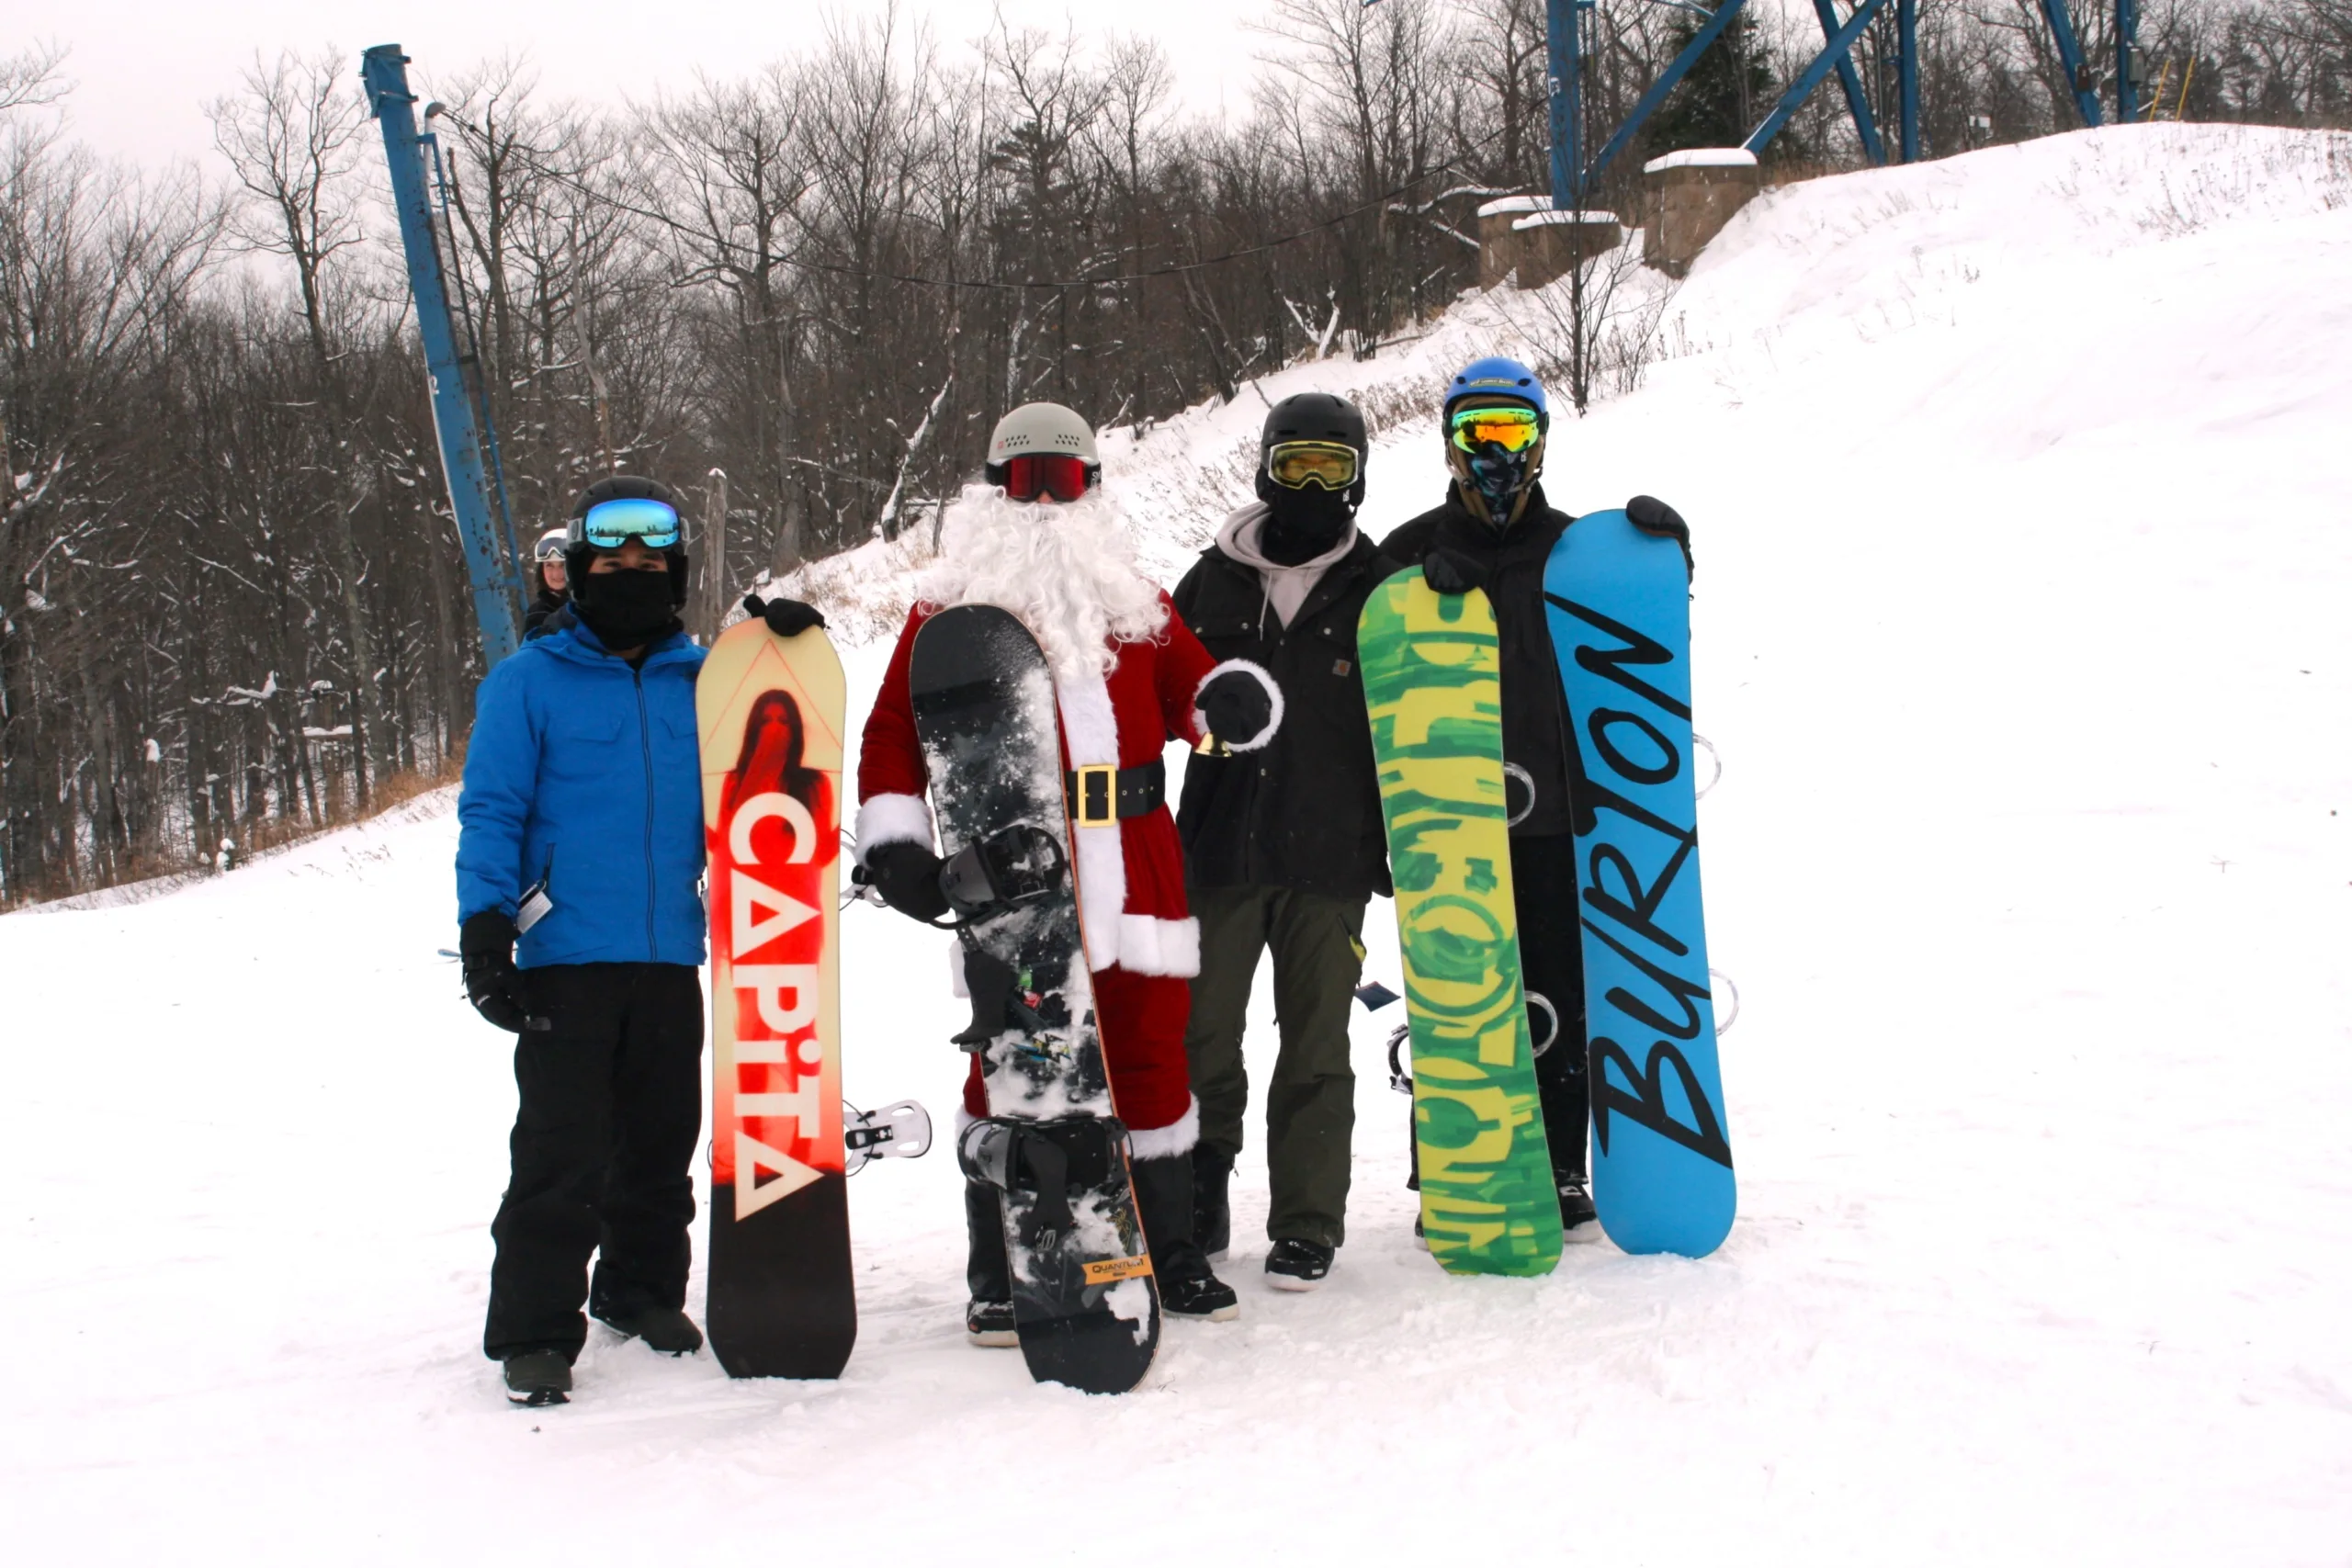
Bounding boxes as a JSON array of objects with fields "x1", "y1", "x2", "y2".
[
  {"x1": 1265, "y1": 441, "x2": 1359, "y2": 491},
  {"x1": 1448, "y1": 404, "x2": 1544, "y2": 454}
]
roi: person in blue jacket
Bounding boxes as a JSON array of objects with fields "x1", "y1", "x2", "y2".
[{"x1": 452, "y1": 475, "x2": 824, "y2": 1408}]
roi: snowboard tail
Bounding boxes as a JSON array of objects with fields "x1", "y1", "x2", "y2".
[
  {"x1": 1358, "y1": 574, "x2": 1562, "y2": 1277},
  {"x1": 697, "y1": 615, "x2": 856, "y2": 1377},
  {"x1": 911, "y1": 604, "x2": 1159, "y2": 1394},
  {"x1": 1544, "y1": 509, "x2": 1736, "y2": 1258}
]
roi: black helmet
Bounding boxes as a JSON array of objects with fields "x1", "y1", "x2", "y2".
[
  {"x1": 564, "y1": 475, "x2": 690, "y2": 610},
  {"x1": 1257, "y1": 392, "x2": 1368, "y2": 508}
]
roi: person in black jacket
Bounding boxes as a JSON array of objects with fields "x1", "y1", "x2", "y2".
[
  {"x1": 523, "y1": 527, "x2": 572, "y2": 639},
  {"x1": 1171, "y1": 392, "x2": 1395, "y2": 1291},
  {"x1": 1379, "y1": 355, "x2": 1691, "y2": 1232}
]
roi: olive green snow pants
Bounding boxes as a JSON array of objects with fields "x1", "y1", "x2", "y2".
[{"x1": 1184, "y1": 883, "x2": 1367, "y2": 1248}]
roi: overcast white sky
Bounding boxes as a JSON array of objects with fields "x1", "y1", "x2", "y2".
[{"x1": 15, "y1": 0, "x2": 1279, "y2": 170}]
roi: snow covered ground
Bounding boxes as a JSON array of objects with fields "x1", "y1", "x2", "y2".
[{"x1": 6, "y1": 124, "x2": 2350, "y2": 1562}]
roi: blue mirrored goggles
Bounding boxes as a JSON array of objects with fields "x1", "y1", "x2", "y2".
[{"x1": 571, "y1": 497, "x2": 683, "y2": 551}]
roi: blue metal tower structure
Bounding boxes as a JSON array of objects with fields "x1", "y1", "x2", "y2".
[
  {"x1": 1535, "y1": 0, "x2": 2142, "y2": 206},
  {"x1": 361, "y1": 44, "x2": 526, "y2": 671}
]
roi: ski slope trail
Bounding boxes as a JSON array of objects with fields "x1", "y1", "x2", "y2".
[{"x1": 5, "y1": 124, "x2": 2348, "y2": 1563}]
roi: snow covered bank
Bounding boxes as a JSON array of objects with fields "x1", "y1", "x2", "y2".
[{"x1": 5, "y1": 123, "x2": 2349, "y2": 1563}]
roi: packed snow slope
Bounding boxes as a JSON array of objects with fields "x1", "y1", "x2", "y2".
[{"x1": 6, "y1": 124, "x2": 2349, "y2": 1564}]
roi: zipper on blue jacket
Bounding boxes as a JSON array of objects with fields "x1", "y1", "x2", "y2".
[{"x1": 635, "y1": 667, "x2": 657, "y2": 958}]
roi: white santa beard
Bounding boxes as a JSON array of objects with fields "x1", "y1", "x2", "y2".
[{"x1": 920, "y1": 485, "x2": 1168, "y2": 682}]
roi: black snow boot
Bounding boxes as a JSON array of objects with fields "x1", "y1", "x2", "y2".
[
  {"x1": 596, "y1": 1305, "x2": 704, "y2": 1355},
  {"x1": 1557, "y1": 1172, "x2": 1597, "y2": 1231},
  {"x1": 1265, "y1": 1238, "x2": 1335, "y2": 1292},
  {"x1": 1132, "y1": 1151, "x2": 1238, "y2": 1321},
  {"x1": 503, "y1": 1349, "x2": 572, "y2": 1406},
  {"x1": 964, "y1": 1179, "x2": 1017, "y2": 1347},
  {"x1": 1193, "y1": 1145, "x2": 1235, "y2": 1259}
]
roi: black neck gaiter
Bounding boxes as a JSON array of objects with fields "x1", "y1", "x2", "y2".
[
  {"x1": 1260, "y1": 489, "x2": 1354, "y2": 566},
  {"x1": 573, "y1": 570, "x2": 680, "y2": 650}
]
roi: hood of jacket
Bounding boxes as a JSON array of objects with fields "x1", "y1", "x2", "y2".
[{"x1": 1215, "y1": 501, "x2": 1360, "y2": 630}]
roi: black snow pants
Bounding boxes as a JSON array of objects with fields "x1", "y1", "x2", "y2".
[
  {"x1": 482, "y1": 962, "x2": 704, "y2": 1363},
  {"x1": 1513, "y1": 834, "x2": 1590, "y2": 1181}
]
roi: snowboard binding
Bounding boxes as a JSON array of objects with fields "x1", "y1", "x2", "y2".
[
  {"x1": 842, "y1": 1099, "x2": 933, "y2": 1175},
  {"x1": 933, "y1": 823, "x2": 1068, "y2": 927},
  {"x1": 957, "y1": 1114, "x2": 1129, "y2": 1253}
]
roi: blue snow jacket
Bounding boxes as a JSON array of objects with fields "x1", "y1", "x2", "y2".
[{"x1": 456, "y1": 619, "x2": 707, "y2": 969}]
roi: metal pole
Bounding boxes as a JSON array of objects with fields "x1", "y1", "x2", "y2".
[
  {"x1": 2038, "y1": 0, "x2": 2105, "y2": 128},
  {"x1": 361, "y1": 44, "x2": 522, "y2": 672},
  {"x1": 1899, "y1": 0, "x2": 1919, "y2": 160},
  {"x1": 2116, "y1": 0, "x2": 2140, "y2": 121},
  {"x1": 1580, "y1": 0, "x2": 1754, "y2": 194},
  {"x1": 1745, "y1": 0, "x2": 1894, "y2": 154},
  {"x1": 1814, "y1": 0, "x2": 1888, "y2": 165},
  {"x1": 1548, "y1": 0, "x2": 1581, "y2": 210}
]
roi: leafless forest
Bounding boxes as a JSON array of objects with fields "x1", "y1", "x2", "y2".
[{"x1": 3, "y1": 0, "x2": 2346, "y2": 901}]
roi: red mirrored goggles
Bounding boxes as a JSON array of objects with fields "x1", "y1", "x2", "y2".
[{"x1": 989, "y1": 453, "x2": 1098, "y2": 503}]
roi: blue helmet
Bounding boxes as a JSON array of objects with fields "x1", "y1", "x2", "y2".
[{"x1": 1444, "y1": 355, "x2": 1548, "y2": 427}]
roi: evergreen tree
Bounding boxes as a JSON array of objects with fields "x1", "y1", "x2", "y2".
[{"x1": 1648, "y1": 12, "x2": 1796, "y2": 157}]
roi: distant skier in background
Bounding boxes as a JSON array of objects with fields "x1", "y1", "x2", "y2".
[
  {"x1": 853, "y1": 401, "x2": 1283, "y2": 1343},
  {"x1": 523, "y1": 526, "x2": 572, "y2": 639},
  {"x1": 1170, "y1": 392, "x2": 1396, "y2": 1291},
  {"x1": 455, "y1": 476, "x2": 718, "y2": 1408},
  {"x1": 1379, "y1": 357, "x2": 1692, "y2": 1234}
]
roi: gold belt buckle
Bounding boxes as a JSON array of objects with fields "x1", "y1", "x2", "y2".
[{"x1": 1073, "y1": 763, "x2": 1117, "y2": 828}]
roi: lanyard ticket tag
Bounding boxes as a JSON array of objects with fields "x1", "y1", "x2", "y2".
[{"x1": 515, "y1": 880, "x2": 555, "y2": 934}]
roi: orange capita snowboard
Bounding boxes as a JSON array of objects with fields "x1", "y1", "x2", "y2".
[{"x1": 697, "y1": 614, "x2": 854, "y2": 1378}]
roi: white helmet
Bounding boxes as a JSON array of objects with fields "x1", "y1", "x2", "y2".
[
  {"x1": 986, "y1": 402, "x2": 1098, "y2": 469},
  {"x1": 532, "y1": 526, "x2": 569, "y2": 563}
]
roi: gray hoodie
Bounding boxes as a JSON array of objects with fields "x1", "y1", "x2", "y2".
[{"x1": 1213, "y1": 502, "x2": 1361, "y2": 634}]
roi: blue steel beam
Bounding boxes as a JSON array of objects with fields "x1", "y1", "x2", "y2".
[
  {"x1": 1578, "y1": 0, "x2": 1753, "y2": 193},
  {"x1": 1744, "y1": 0, "x2": 1892, "y2": 154},
  {"x1": 1813, "y1": 0, "x2": 1887, "y2": 165},
  {"x1": 361, "y1": 44, "x2": 524, "y2": 671},
  {"x1": 1548, "y1": 0, "x2": 1584, "y2": 209},
  {"x1": 1898, "y1": 0, "x2": 1920, "y2": 160},
  {"x1": 2116, "y1": 0, "x2": 2140, "y2": 120},
  {"x1": 2039, "y1": 0, "x2": 2105, "y2": 127}
]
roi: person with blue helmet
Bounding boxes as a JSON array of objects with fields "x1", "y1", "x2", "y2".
[
  {"x1": 453, "y1": 475, "x2": 827, "y2": 1408},
  {"x1": 1379, "y1": 355, "x2": 1691, "y2": 1234}
]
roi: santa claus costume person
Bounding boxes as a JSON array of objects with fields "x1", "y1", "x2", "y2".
[{"x1": 854, "y1": 402, "x2": 1283, "y2": 1343}]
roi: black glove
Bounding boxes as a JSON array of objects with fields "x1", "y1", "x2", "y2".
[
  {"x1": 1197, "y1": 669, "x2": 1276, "y2": 750},
  {"x1": 860, "y1": 840, "x2": 951, "y2": 923},
  {"x1": 742, "y1": 593, "x2": 827, "y2": 637},
  {"x1": 1421, "y1": 547, "x2": 1488, "y2": 596},
  {"x1": 459, "y1": 909, "x2": 533, "y2": 1033},
  {"x1": 1627, "y1": 495, "x2": 1693, "y2": 579}
]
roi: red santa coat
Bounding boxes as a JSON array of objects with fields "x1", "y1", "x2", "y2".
[{"x1": 855, "y1": 593, "x2": 1281, "y2": 1147}]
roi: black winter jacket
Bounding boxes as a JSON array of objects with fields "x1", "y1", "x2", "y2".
[
  {"x1": 1379, "y1": 482, "x2": 1580, "y2": 838},
  {"x1": 1173, "y1": 531, "x2": 1396, "y2": 902}
]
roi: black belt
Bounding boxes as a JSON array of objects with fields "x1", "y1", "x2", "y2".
[{"x1": 1065, "y1": 759, "x2": 1164, "y2": 828}]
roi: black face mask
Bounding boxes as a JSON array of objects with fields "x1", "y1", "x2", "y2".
[
  {"x1": 1259, "y1": 485, "x2": 1354, "y2": 567},
  {"x1": 572, "y1": 568, "x2": 680, "y2": 649}
]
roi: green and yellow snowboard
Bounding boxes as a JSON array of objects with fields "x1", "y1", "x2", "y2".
[{"x1": 1359, "y1": 574, "x2": 1561, "y2": 1277}]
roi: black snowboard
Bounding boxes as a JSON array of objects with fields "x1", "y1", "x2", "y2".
[{"x1": 909, "y1": 604, "x2": 1160, "y2": 1395}]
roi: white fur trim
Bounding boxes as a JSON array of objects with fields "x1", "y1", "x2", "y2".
[
  {"x1": 1126, "y1": 1096, "x2": 1202, "y2": 1160},
  {"x1": 1114, "y1": 915, "x2": 1201, "y2": 977},
  {"x1": 1193, "y1": 658, "x2": 1284, "y2": 754},
  {"x1": 1056, "y1": 671, "x2": 1126, "y2": 973},
  {"x1": 854, "y1": 793, "x2": 934, "y2": 862}
]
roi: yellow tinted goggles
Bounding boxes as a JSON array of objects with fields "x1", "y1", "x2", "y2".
[
  {"x1": 1265, "y1": 441, "x2": 1360, "y2": 491},
  {"x1": 1448, "y1": 405, "x2": 1544, "y2": 454}
]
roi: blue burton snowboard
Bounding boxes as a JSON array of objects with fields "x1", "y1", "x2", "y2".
[{"x1": 1543, "y1": 509, "x2": 1736, "y2": 1258}]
